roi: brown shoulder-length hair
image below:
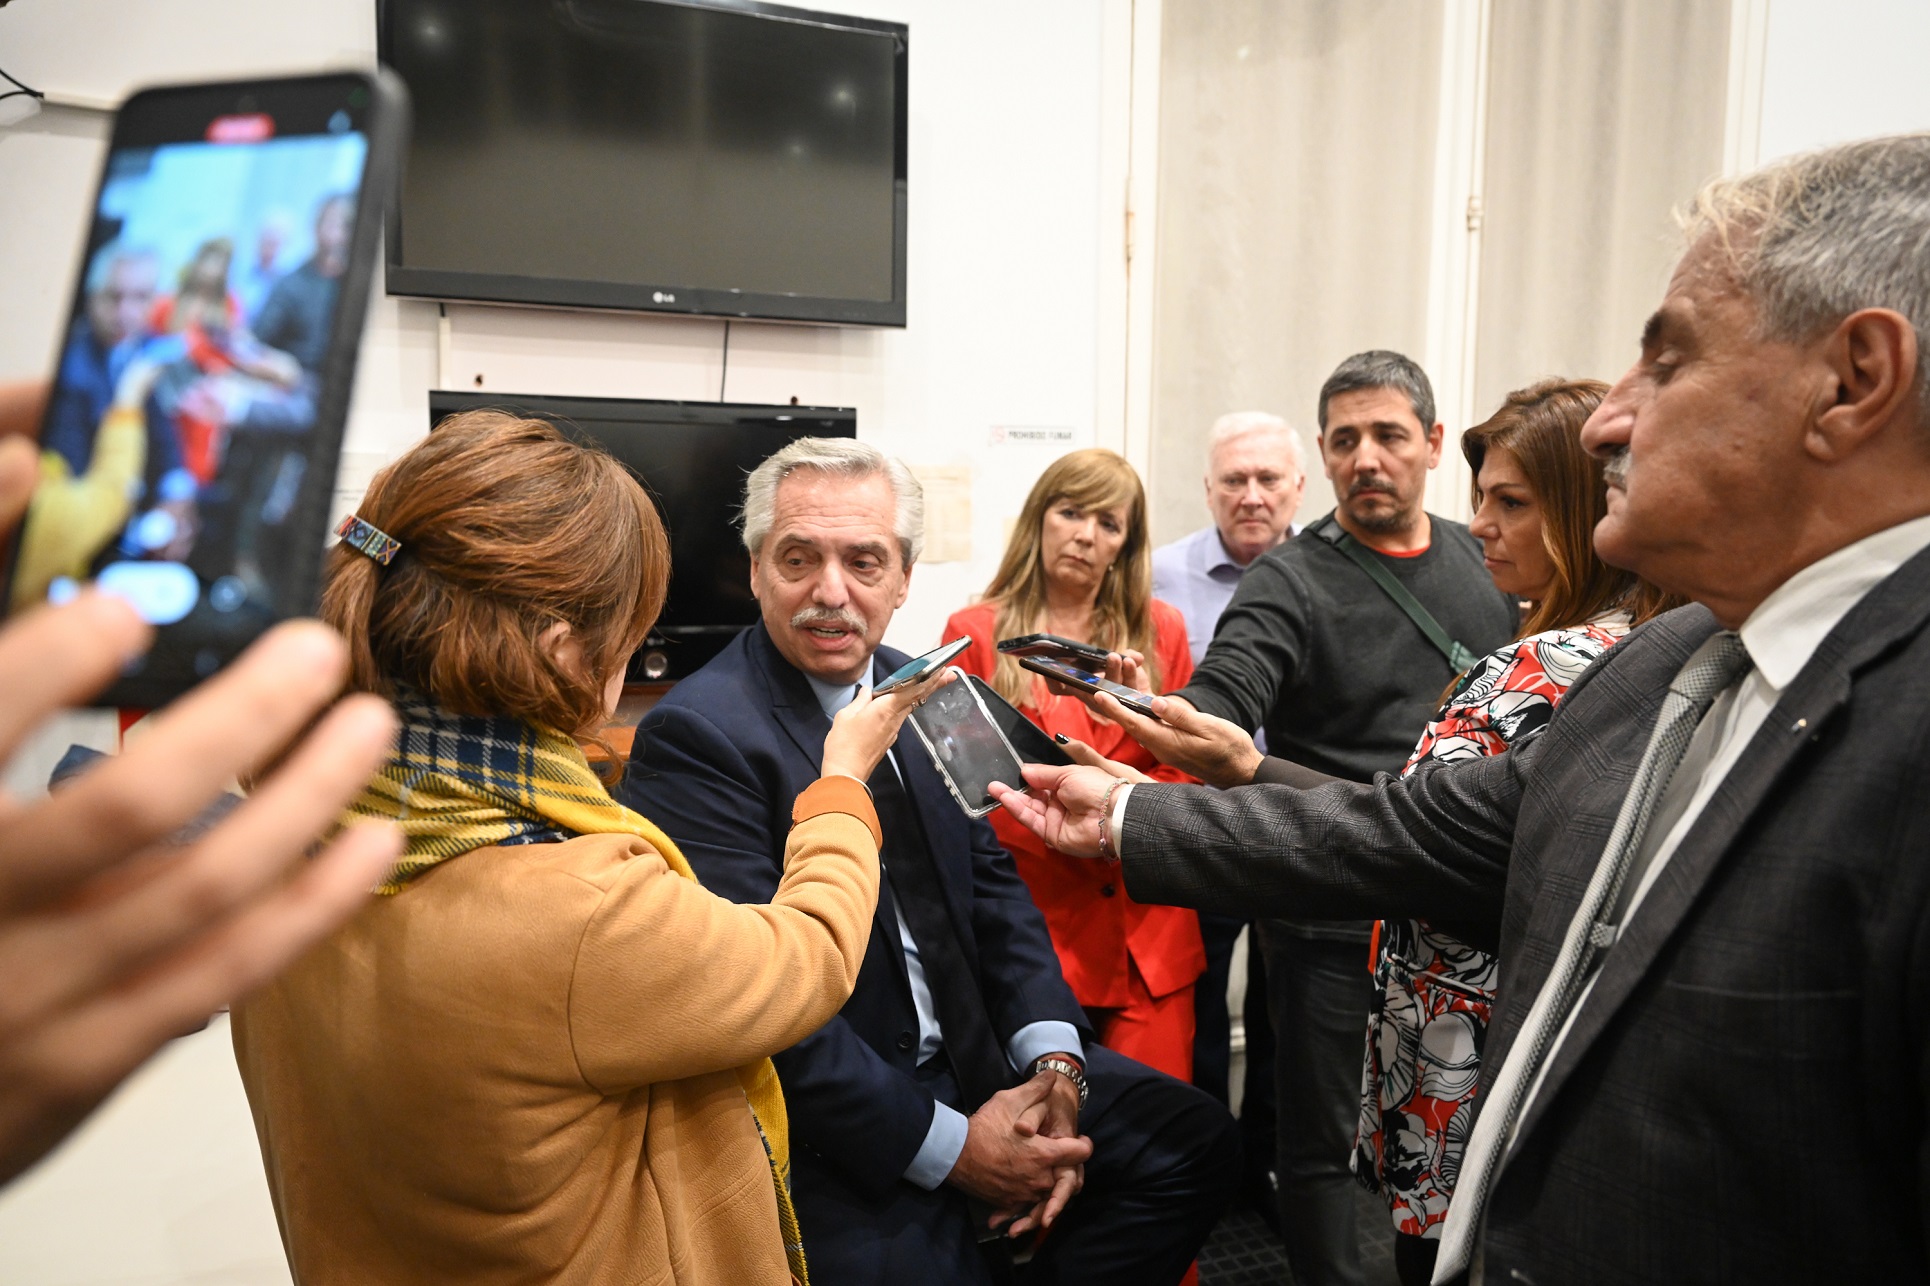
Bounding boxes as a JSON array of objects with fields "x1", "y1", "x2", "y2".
[
  {"x1": 981, "y1": 449, "x2": 1159, "y2": 708},
  {"x1": 321, "y1": 409, "x2": 669, "y2": 744},
  {"x1": 1463, "y1": 378, "x2": 1677, "y2": 638}
]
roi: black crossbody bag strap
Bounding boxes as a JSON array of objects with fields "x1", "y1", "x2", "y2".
[{"x1": 1313, "y1": 521, "x2": 1479, "y2": 672}]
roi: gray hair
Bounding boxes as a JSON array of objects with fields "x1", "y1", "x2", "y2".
[
  {"x1": 1316, "y1": 350, "x2": 1436, "y2": 433},
  {"x1": 741, "y1": 436, "x2": 925, "y2": 568},
  {"x1": 1681, "y1": 132, "x2": 1930, "y2": 419},
  {"x1": 84, "y1": 239, "x2": 158, "y2": 295},
  {"x1": 1206, "y1": 410, "x2": 1304, "y2": 475}
]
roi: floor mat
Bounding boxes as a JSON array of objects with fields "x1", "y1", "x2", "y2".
[{"x1": 1198, "y1": 1186, "x2": 1400, "y2": 1285}]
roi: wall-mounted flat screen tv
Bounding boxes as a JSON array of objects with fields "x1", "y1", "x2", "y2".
[
  {"x1": 428, "y1": 390, "x2": 856, "y2": 681},
  {"x1": 381, "y1": 0, "x2": 908, "y2": 326}
]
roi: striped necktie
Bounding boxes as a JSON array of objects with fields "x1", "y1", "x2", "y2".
[{"x1": 1435, "y1": 630, "x2": 1752, "y2": 1281}]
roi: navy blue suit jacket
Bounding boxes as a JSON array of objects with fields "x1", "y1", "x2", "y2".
[{"x1": 620, "y1": 623, "x2": 1086, "y2": 1201}]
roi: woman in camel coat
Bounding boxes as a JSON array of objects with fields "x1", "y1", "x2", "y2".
[{"x1": 233, "y1": 411, "x2": 944, "y2": 1285}]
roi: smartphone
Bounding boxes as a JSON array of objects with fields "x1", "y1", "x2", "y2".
[
  {"x1": 907, "y1": 668, "x2": 1029, "y2": 818},
  {"x1": 966, "y1": 676, "x2": 1071, "y2": 767},
  {"x1": 1017, "y1": 655, "x2": 1165, "y2": 721},
  {"x1": 7, "y1": 71, "x2": 408, "y2": 706},
  {"x1": 875, "y1": 636, "x2": 971, "y2": 695},
  {"x1": 995, "y1": 632, "x2": 1112, "y2": 668}
]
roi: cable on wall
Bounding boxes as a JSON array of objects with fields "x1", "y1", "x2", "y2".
[
  {"x1": 0, "y1": 61, "x2": 46, "y2": 109},
  {"x1": 719, "y1": 320, "x2": 732, "y2": 402}
]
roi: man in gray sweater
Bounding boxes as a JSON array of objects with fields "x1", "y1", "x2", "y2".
[{"x1": 1166, "y1": 351, "x2": 1516, "y2": 1285}]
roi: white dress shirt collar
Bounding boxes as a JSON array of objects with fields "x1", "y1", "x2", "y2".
[{"x1": 1738, "y1": 513, "x2": 1930, "y2": 691}]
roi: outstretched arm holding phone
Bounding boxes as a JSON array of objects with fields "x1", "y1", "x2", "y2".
[
  {"x1": 0, "y1": 380, "x2": 402, "y2": 1187},
  {"x1": 1051, "y1": 650, "x2": 1339, "y2": 792}
]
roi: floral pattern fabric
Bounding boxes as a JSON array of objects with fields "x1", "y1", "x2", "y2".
[{"x1": 1352, "y1": 622, "x2": 1623, "y2": 1238}]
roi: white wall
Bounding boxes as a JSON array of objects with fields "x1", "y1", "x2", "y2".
[
  {"x1": 0, "y1": 0, "x2": 1123, "y2": 652},
  {"x1": 1755, "y1": 0, "x2": 1930, "y2": 164},
  {"x1": 0, "y1": 2, "x2": 1124, "y2": 1281}
]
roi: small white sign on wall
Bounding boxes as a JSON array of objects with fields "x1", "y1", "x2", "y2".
[{"x1": 990, "y1": 425, "x2": 1075, "y2": 447}]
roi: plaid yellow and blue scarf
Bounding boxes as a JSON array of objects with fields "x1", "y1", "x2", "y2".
[{"x1": 348, "y1": 700, "x2": 810, "y2": 1284}]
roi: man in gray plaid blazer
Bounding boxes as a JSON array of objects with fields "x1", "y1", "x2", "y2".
[{"x1": 993, "y1": 133, "x2": 1930, "y2": 1283}]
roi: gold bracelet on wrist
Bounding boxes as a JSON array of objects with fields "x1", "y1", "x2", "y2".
[{"x1": 1096, "y1": 779, "x2": 1122, "y2": 861}]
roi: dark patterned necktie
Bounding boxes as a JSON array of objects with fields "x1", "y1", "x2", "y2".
[
  {"x1": 867, "y1": 753, "x2": 1012, "y2": 1109},
  {"x1": 1436, "y1": 630, "x2": 1752, "y2": 1279}
]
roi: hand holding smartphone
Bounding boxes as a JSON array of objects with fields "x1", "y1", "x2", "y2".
[
  {"x1": 822, "y1": 662, "x2": 954, "y2": 783},
  {"x1": 6, "y1": 71, "x2": 407, "y2": 705},
  {"x1": 905, "y1": 669, "x2": 1076, "y2": 818},
  {"x1": 1015, "y1": 655, "x2": 1166, "y2": 721},
  {"x1": 875, "y1": 636, "x2": 970, "y2": 695}
]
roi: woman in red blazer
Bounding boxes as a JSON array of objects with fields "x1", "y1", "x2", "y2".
[{"x1": 943, "y1": 448, "x2": 1205, "y2": 1080}]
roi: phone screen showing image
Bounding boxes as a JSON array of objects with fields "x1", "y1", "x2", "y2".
[
  {"x1": 908, "y1": 671, "x2": 1028, "y2": 817},
  {"x1": 11, "y1": 74, "x2": 398, "y2": 704}
]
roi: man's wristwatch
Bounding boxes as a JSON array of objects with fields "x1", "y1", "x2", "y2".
[{"x1": 1030, "y1": 1055, "x2": 1089, "y2": 1109}]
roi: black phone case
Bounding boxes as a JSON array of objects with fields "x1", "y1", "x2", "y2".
[
  {"x1": 1014, "y1": 655, "x2": 1162, "y2": 719},
  {"x1": 965, "y1": 676, "x2": 1072, "y2": 767},
  {"x1": 906, "y1": 669, "x2": 1027, "y2": 818},
  {"x1": 994, "y1": 632, "x2": 1111, "y2": 666},
  {"x1": 16, "y1": 70, "x2": 411, "y2": 707}
]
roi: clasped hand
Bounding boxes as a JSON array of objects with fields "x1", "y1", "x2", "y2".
[{"x1": 948, "y1": 1068, "x2": 1091, "y2": 1237}]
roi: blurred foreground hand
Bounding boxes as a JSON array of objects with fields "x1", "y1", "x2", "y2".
[{"x1": 0, "y1": 381, "x2": 401, "y2": 1186}]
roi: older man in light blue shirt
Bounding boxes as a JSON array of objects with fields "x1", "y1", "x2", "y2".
[{"x1": 1152, "y1": 411, "x2": 1307, "y2": 666}]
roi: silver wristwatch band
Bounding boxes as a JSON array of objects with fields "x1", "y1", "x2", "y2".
[{"x1": 1031, "y1": 1055, "x2": 1089, "y2": 1109}]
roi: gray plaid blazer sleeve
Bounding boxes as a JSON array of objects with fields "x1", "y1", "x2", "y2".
[{"x1": 1119, "y1": 732, "x2": 1531, "y2": 924}]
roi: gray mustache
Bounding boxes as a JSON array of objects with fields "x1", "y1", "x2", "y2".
[
  {"x1": 1603, "y1": 448, "x2": 1630, "y2": 489},
  {"x1": 792, "y1": 606, "x2": 868, "y2": 633}
]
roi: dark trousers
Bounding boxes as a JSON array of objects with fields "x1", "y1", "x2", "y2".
[
  {"x1": 1394, "y1": 1232, "x2": 1440, "y2": 1286},
  {"x1": 791, "y1": 1045, "x2": 1240, "y2": 1286},
  {"x1": 1259, "y1": 922, "x2": 1377, "y2": 1286},
  {"x1": 1192, "y1": 912, "x2": 1276, "y2": 1189}
]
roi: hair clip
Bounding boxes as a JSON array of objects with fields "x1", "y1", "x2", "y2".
[{"x1": 335, "y1": 514, "x2": 402, "y2": 566}]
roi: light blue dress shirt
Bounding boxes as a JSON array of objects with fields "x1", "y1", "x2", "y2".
[
  {"x1": 1150, "y1": 522, "x2": 1297, "y2": 666},
  {"x1": 808, "y1": 666, "x2": 1083, "y2": 1190},
  {"x1": 1151, "y1": 523, "x2": 1295, "y2": 753}
]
